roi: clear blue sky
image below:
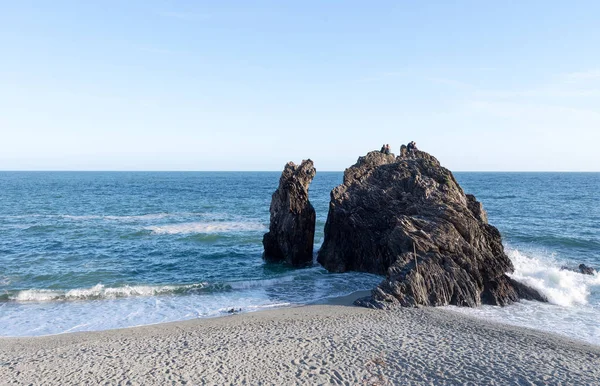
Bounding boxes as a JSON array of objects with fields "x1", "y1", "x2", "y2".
[{"x1": 1, "y1": 1, "x2": 599, "y2": 171}]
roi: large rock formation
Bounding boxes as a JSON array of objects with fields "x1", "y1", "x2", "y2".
[
  {"x1": 317, "y1": 149, "x2": 545, "y2": 308},
  {"x1": 263, "y1": 160, "x2": 317, "y2": 266}
]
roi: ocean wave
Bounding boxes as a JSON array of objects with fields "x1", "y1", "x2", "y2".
[
  {"x1": 2, "y1": 213, "x2": 206, "y2": 222},
  {"x1": 227, "y1": 276, "x2": 296, "y2": 289},
  {"x1": 1, "y1": 283, "x2": 208, "y2": 302},
  {"x1": 146, "y1": 221, "x2": 266, "y2": 235},
  {"x1": 507, "y1": 248, "x2": 600, "y2": 307},
  {"x1": 0, "y1": 276, "x2": 300, "y2": 303},
  {"x1": 63, "y1": 213, "x2": 174, "y2": 221}
]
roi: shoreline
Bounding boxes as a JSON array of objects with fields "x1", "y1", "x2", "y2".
[{"x1": 2, "y1": 292, "x2": 599, "y2": 385}]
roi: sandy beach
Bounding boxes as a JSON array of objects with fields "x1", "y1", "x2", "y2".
[{"x1": 1, "y1": 293, "x2": 599, "y2": 386}]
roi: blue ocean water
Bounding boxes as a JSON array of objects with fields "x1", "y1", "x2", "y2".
[{"x1": 0, "y1": 171, "x2": 598, "y2": 345}]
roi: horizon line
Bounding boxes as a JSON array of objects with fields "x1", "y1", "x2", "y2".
[{"x1": 0, "y1": 170, "x2": 599, "y2": 173}]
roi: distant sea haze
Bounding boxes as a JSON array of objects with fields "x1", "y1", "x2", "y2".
[{"x1": 0, "y1": 171, "x2": 598, "y2": 345}]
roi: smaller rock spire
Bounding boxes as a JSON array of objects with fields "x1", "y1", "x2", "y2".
[{"x1": 263, "y1": 159, "x2": 316, "y2": 266}]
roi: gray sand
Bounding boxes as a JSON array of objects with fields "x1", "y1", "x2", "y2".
[{"x1": 1, "y1": 296, "x2": 599, "y2": 385}]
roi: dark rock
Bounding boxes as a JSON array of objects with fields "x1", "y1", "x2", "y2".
[
  {"x1": 317, "y1": 149, "x2": 546, "y2": 308},
  {"x1": 263, "y1": 159, "x2": 316, "y2": 266},
  {"x1": 579, "y1": 264, "x2": 596, "y2": 275},
  {"x1": 466, "y1": 194, "x2": 488, "y2": 223},
  {"x1": 561, "y1": 264, "x2": 597, "y2": 275}
]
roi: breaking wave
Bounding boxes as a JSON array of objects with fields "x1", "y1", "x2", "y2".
[
  {"x1": 448, "y1": 247, "x2": 600, "y2": 346},
  {"x1": 0, "y1": 276, "x2": 299, "y2": 303},
  {"x1": 1, "y1": 283, "x2": 208, "y2": 302},
  {"x1": 507, "y1": 248, "x2": 600, "y2": 307}
]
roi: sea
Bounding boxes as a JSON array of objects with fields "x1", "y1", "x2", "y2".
[{"x1": 0, "y1": 171, "x2": 598, "y2": 346}]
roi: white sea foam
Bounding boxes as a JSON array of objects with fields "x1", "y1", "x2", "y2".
[
  {"x1": 9, "y1": 283, "x2": 207, "y2": 302},
  {"x1": 0, "y1": 291, "x2": 294, "y2": 336},
  {"x1": 449, "y1": 247, "x2": 600, "y2": 346},
  {"x1": 13, "y1": 289, "x2": 63, "y2": 302},
  {"x1": 507, "y1": 248, "x2": 600, "y2": 307},
  {"x1": 64, "y1": 284, "x2": 189, "y2": 299},
  {"x1": 227, "y1": 276, "x2": 296, "y2": 290},
  {"x1": 448, "y1": 300, "x2": 600, "y2": 346},
  {"x1": 0, "y1": 273, "x2": 382, "y2": 336},
  {"x1": 146, "y1": 221, "x2": 266, "y2": 235},
  {"x1": 62, "y1": 213, "x2": 194, "y2": 221},
  {"x1": 243, "y1": 302, "x2": 292, "y2": 310},
  {"x1": 6, "y1": 278, "x2": 299, "y2": 303}
]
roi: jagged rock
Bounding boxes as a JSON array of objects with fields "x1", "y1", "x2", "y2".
[
  {"x1": 263, "y1": 160, "x2": 316, "y2": 266},
  {"x1": 317, "y1": 149, "x2": 546, "y2": 308},
  {"x1": 578, "y1": 264, "x2": 597, "y2": 275},
  {"x1": 560, "y1": 264, "x2": 597, "y2": 275}
]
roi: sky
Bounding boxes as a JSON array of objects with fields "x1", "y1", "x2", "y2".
[{"x1": 1, "y1": 1, "x2": 599, "y2": 171}]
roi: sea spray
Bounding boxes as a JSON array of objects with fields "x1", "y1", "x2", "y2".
[{"x1": 507, "y1": 248, "x2": 599, "y2": 307}]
